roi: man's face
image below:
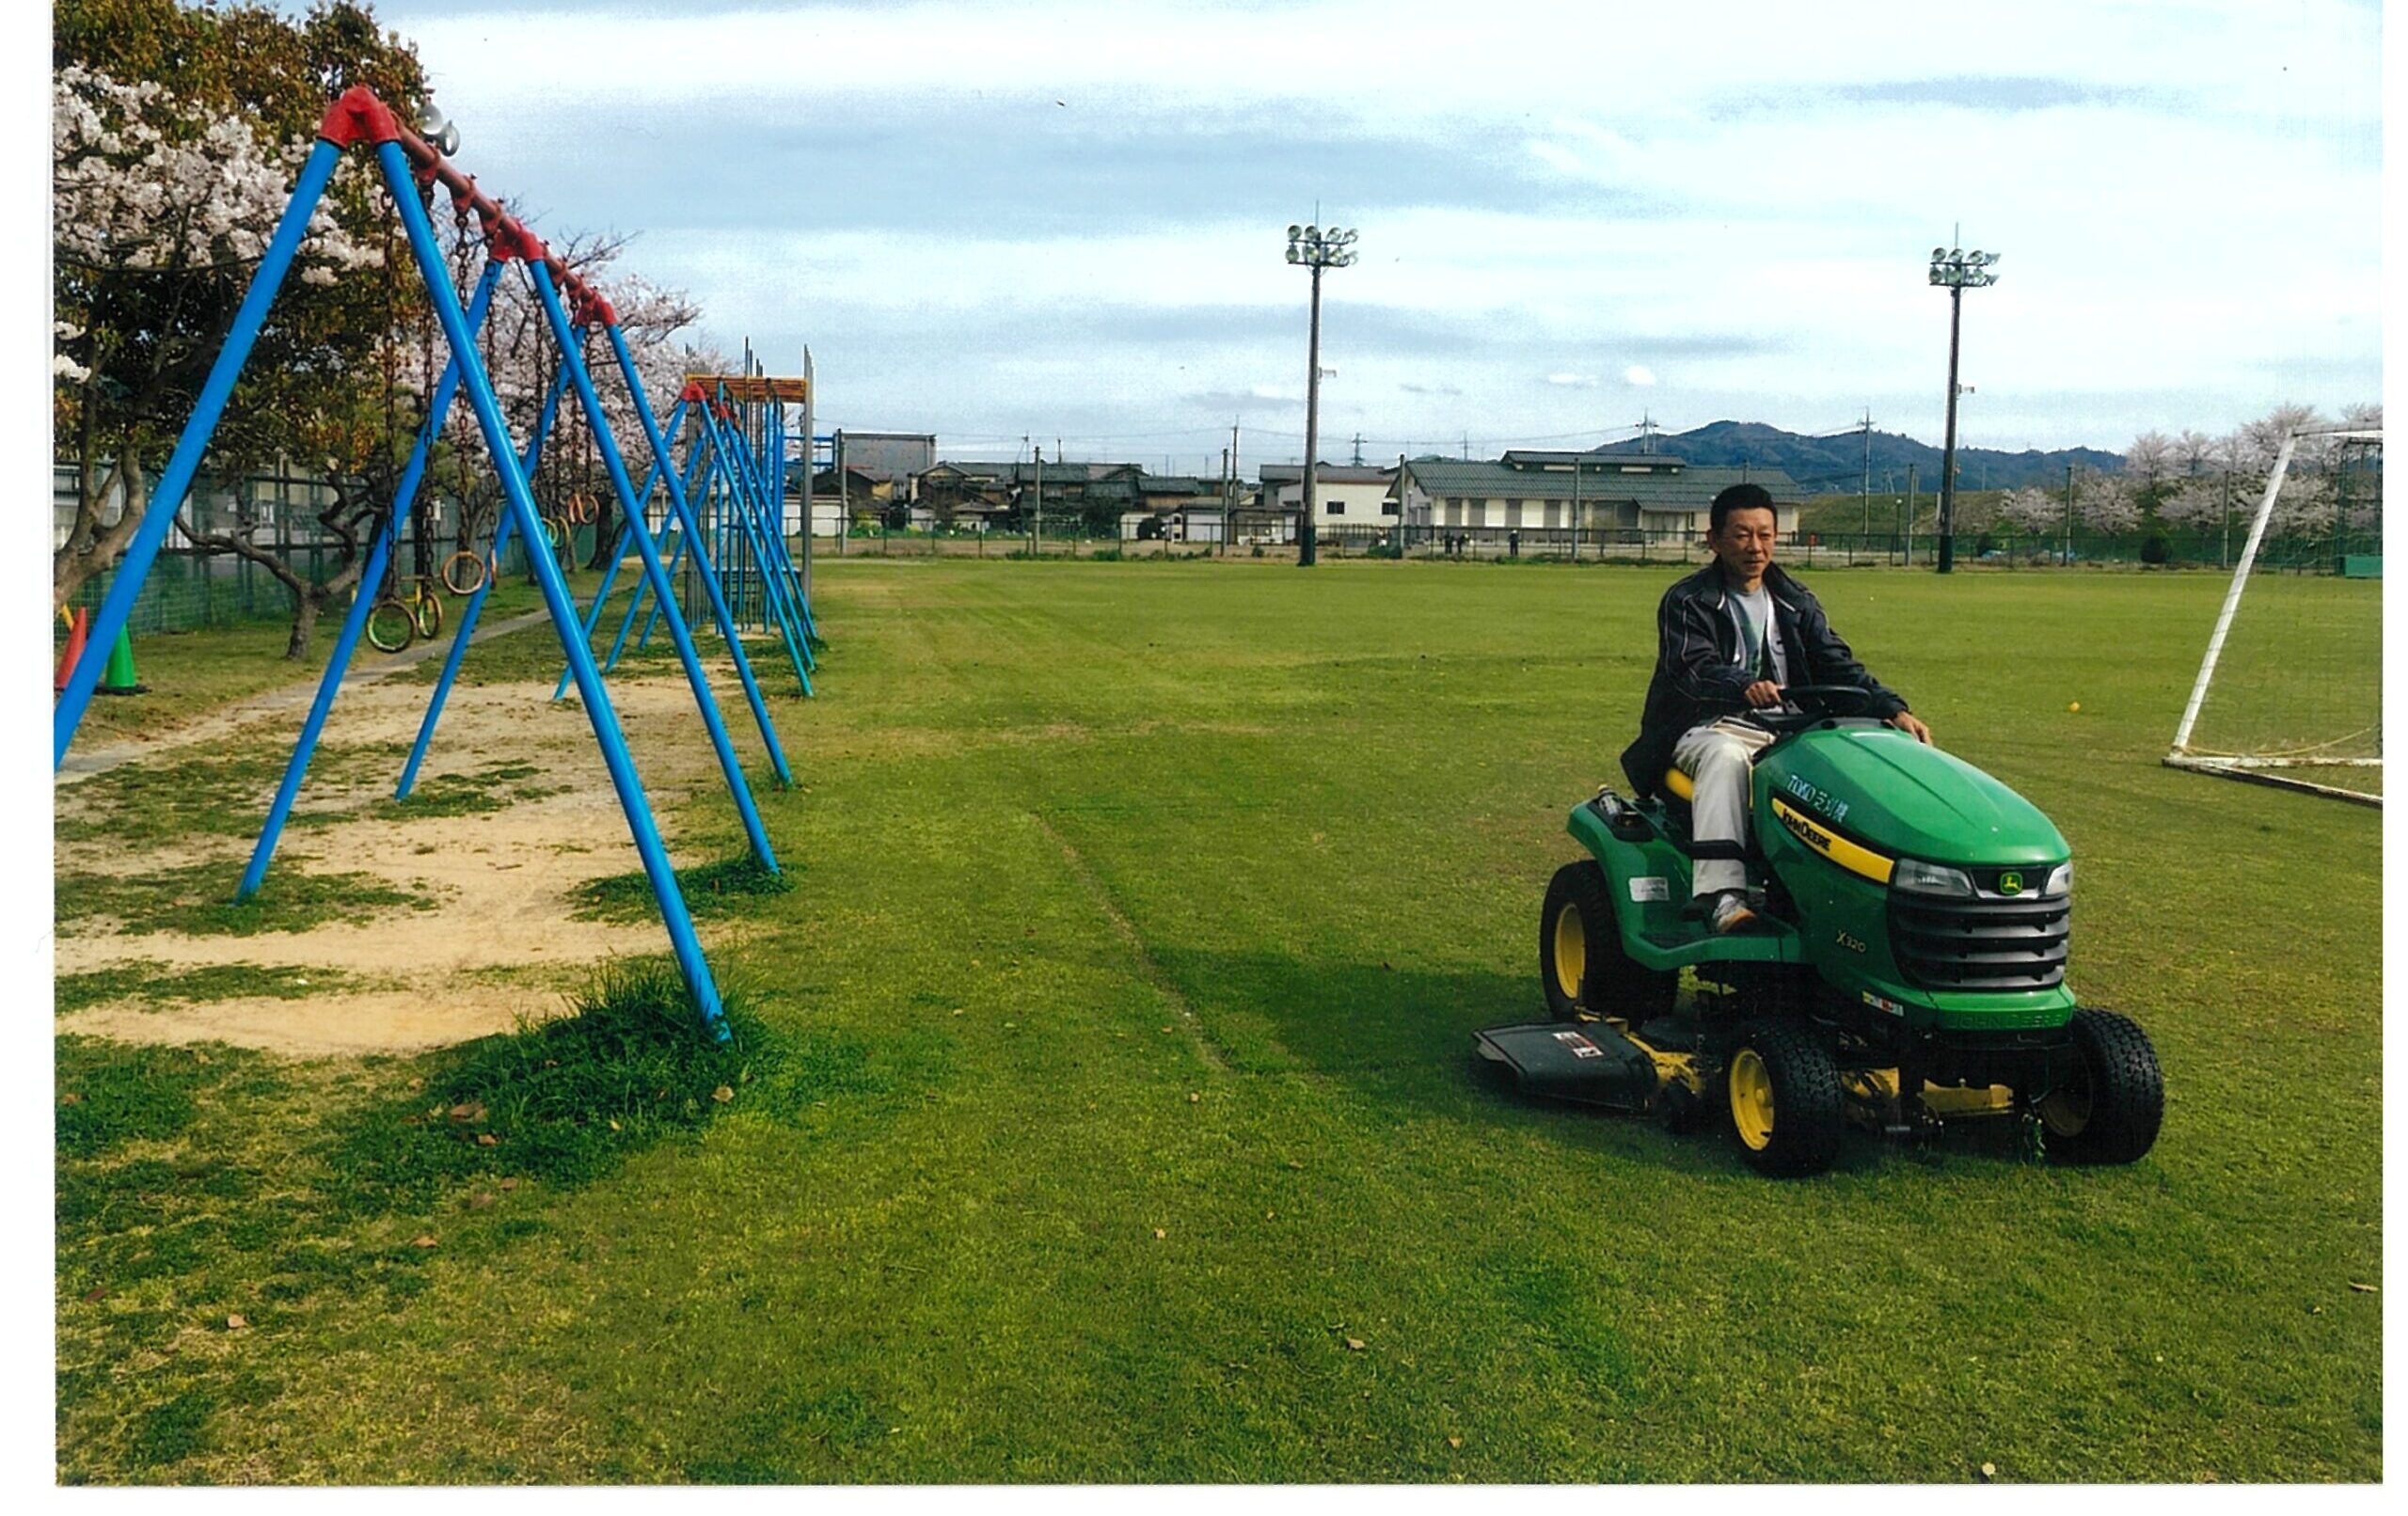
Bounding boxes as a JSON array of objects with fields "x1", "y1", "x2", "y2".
[{"x1": 1710, "y1": 507, "x2": 1778, "y2": 580}]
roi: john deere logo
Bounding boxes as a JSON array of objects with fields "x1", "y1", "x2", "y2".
[{"x1": 1998, "y1": 871, "x2": 2024, "y2": 895}]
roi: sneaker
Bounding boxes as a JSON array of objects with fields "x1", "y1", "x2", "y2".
[{"x1": 1707, "y1": 890, "x2": 1760, "y2": 935}]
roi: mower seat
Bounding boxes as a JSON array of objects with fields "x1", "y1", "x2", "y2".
[{"x1": 1658, "y1": 767, "x2": 1751, "y2": 812}]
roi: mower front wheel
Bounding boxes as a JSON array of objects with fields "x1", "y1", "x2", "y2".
[
  {"x1": 1540, "y1": 861, "x2": 1676, "y2": 1023},
  {"x1": 2036, "y1": 1008, "x2": 2163, "y2": 1165},
  {"x1": 1725, "y1": 1021, "x2": 1844, "y2": 1177}
]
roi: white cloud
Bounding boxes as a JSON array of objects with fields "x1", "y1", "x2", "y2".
[{"x1": 384, "y1": 0, "x2": 2382, "y2": 458}]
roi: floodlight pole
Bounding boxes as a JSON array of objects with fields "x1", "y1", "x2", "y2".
[
  {"x1": 1286, "y1": 221, "x2": 1357, "y2": 568},
  {"x1": 1926, "y1": 241, "x2": 1999, "y2": 576},
  {"x1": 1937, "y1": 283, "x2": 1965, "y2": 574}
]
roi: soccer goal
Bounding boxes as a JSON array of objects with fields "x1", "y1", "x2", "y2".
[{"x1": 2165, "y1": 425, "x2": 2383, "y2": 806}]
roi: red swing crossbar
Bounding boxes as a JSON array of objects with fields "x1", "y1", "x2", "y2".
[{"x1": 317, "y1": 86, "x2": 617, "y2": 326}]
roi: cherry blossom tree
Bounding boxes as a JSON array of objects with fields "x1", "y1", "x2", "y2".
[
  {"x1": 2154, "y1": 476, "x2": 2227, "y2": 533},
  {"x1": 2074, "y1": 467, "x2": 2142, "y2": 534},
  {"x1": 1996, "y1": 485, "x2": 2061, "y2": 537},
  {"x1": 53, "y1": 0, "x2": 426, "y2": 640}
]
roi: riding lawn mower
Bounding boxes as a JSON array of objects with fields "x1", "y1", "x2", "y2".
[{"x1": 1476, "y1": 687, "x2": 2165, "y2": 1177}]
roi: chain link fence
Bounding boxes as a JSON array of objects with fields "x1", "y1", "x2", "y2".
[{"x1": 54, "y1": 464, "x2": 602, "y2": 642}]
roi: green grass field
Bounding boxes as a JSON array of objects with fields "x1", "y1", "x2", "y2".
[{"x1": 55, "y1": 558, "x2": 2381, "y2": 1483}]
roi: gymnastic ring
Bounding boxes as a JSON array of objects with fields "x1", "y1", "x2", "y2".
[
  {"x1": 365, "y1": 598, "x2": 417, "y2": 654},
  {"x1": 440, "y1": 550, "x2": 490, "y2": 596}
]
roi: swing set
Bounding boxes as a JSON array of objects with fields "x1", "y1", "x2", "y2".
[
  {"x1": 552, "y1": 371, "x2": 822, "y2": 704},
  {"x1": 53, "y1": 87, "x2": 819, "y2": 1036}
]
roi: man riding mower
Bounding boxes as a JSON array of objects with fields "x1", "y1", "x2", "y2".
[{"x1": 1475, "y1": 484, "x2": 2164, "y2": 1176}]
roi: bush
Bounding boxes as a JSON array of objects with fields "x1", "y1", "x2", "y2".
[{"x1": 2140, "y1": 535, "x2": 2170, "y2": 565}]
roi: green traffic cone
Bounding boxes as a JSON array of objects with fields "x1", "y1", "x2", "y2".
[{"x1": 97, "y1": 623, "x2": 146, "y2": 696}]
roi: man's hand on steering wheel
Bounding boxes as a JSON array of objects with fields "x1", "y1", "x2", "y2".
[{"x1": 1742, "y1": 679, "x2": 1785, "y2": 708}]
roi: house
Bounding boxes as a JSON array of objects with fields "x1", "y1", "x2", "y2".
[
  {"x1": 786, "y1": 431, "x2": 935, "y2": 533},
  {"x1": 1123, "y1": 475, "x2": 1231, "y2": 541},
  {"x1": 1394, "y1": 451, "x2": 1803, "y2": 537},
  {"x1": 1264, "y1": 464, "x2": 1400, "y2": 529},
  {"x1": 800, "y1": 466, "x2": 893, "y2": 533},
  {"x1": 912, "y1": 461, "x2": 1015, "y2": 529}
]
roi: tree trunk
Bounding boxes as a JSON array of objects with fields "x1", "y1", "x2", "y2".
[
  {"x1": 286, "y1": 589, "x2": 322, "y2": 661},
  {"x1": 586, "y1": 484, "x2": 615, "y2": 570},
  {"x1": 54, "y1": 450, "x2": 145, "y2": 612}
]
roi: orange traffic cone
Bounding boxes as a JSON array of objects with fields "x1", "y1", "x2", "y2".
[{"x1": 54, "y1": 608, "x2": 89, "y2": 695}]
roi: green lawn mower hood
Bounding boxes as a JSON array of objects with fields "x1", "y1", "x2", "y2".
[{"x1": 1756, "y1": 724, "x2": 2067, "y2": 873}]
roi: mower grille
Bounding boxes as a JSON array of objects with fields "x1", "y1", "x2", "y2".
[{"x1": 1888, "y1": 894, "x2": 2068, "y2": 991}]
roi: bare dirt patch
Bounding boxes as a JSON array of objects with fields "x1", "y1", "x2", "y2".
[{"x1": 55, "y1": 664, "x2": 757, "y2": 1057}]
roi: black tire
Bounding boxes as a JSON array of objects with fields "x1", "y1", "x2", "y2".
[
  {"x1": 1538, "y1": 861, "x2": 1677, "y2": 1023},
  {"x1": 1725, "y1": 1020, "x2": 1844, "y2": 1177},
  {"x1": 2036, "y1": 1008, "x2": 2163, "y2": 1165}
]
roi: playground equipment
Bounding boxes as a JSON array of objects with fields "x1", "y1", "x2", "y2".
[
  {"x1": 364, "y1": 573, "x2": 444, "y2": 653},
  {"x1": 556, "y1": 371, "x2": 821, "y2": 704},
  {"x1": 52, "y1": 86, "x2": 800, "y2": 1036}
]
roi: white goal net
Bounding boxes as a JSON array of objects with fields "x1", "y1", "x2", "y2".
[{"x1": 2166, "y1": 425, "x2": 2383, "y2": 806}]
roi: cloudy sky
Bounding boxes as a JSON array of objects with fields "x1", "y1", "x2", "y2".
[{"x1": 361, "y1": 0, "x2": 2379, "y2": 471}]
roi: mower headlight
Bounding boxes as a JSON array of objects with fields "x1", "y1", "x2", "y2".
[
  {"x1": 2044, "y1": 861, "x2": 2072, "y2": 897},
  {"x1": 1892, "y1": 858, "x2": 1975, "y2": 897}
]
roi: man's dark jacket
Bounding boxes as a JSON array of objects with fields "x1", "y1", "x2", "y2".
[{"x1": 1619, "y1": 561, "x2": 1909, "y2": 797}]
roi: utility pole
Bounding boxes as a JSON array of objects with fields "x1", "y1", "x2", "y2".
[
  {"x1": 2220, "y1": 467, "x2": 2232, "y2": 569},
  {"x1": 1286, "y1": 220, "x2": 1358, "y2": 568},
  {"x1": 1570, "y1": 447, "x2": 1582, "y2": 561},
  {"x1": 1861, "y1": 407, "x2": 1874, "y2": 541},
  {"x1": 1638, "y1": 412, "x2": 1658, "y2": 453},
  {"x1": 2064, "y1": 461, "x2": 2075, "y2": 566},
  {"x1": 1032, "y1": 439, "x2": 1043, "y2": 556},
  {"x1": 1928, "y1": 238, "x2": 2001, "y2": 574},
  {"x1": 1351, "y1": 432, "x2": 1364, "y2": 466},
  {"x1": 800, "y1": 345, "x2": 815, "y2": 596},
  {"x1": 1229, "y1": 417, "x2": 1241, "y2": 555},
  {"x1": 1904, "y1": 463, "x2": 1918, "y2": 565},
  {"x1": 834, "y1": 426, "x2": 847, "y2": 557}
]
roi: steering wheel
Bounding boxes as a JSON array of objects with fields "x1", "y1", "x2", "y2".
[{"x1": 1735, "y1": 684, "x2": 1888, "y2": 734}]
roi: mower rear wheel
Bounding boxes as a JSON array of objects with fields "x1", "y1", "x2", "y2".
[
  {"x1": 1539, "y1": 861, "x2": 1676, "y2": 1023},
  {"x1": 2036, "y1": 1008, "x2": 2163, "y2": 1165},
  {"x1": 1726, "y1": 1021, "x2": 1844, "y2": 1177}
]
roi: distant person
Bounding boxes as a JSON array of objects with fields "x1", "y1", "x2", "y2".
[
  {"x1": 1509, "y1": 529, "x2": 1520, "y2": 558},
  {"x1": 1620, "y1": 482, "x2": 1932, "y2": 934}
]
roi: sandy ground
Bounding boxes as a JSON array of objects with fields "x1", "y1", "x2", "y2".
[{"x1": 55, "y1": 661, "x2": 750, "y2": 1058}]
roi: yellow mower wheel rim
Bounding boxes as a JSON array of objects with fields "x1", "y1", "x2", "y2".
[
  {"x1": 2037, "y1": 1075, "x2": 2092, "y2": 1139},
  {"x1": 1730, "y1": 1048, "x2": 1775, "y2": 1151},
  {"x1": 1551, "y1": 902, "x2": 1586, "y2": 1003}
]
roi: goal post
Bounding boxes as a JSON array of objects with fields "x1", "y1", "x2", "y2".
[{"x1": 2165, "y1": 424, "x2": 2383, "y2": 806}]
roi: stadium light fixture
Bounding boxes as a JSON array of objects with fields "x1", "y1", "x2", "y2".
[
  {"x1": 1286, "y1": 220, "x2": 1358, "y2": 568},
  {"x1": 1927, "y1": 242, "x2": 2000, "y2": 574}
]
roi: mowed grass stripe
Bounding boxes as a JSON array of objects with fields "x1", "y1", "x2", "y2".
[{"x1": 58, "y1": 559, "x2": 2379, "y2": 1482}]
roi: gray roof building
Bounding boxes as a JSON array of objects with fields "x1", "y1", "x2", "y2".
[{"x1": 1398, "y1": 450, "x2": 1803, "y2": 531}]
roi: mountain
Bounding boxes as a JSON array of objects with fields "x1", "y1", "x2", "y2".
[{"x1": 1593, "y1": 420, "x2": 2122, "y2": 495}]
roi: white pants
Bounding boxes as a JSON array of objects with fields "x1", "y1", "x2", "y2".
[{"x1": 1671, "y1": 718, "x2": 1776, "y2": 897}]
